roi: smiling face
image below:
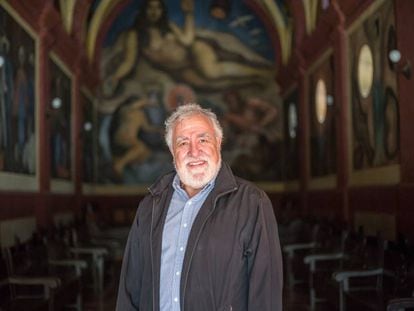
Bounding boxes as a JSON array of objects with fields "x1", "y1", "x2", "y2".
[{"x1": 172, "y1": 114, "x2": 222, "y2": 197}]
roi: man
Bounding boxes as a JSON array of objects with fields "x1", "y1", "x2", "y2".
[{"x1": 116, "y1": 103, "x2": 283, "y2": 310}]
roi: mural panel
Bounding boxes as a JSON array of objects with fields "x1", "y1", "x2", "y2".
[
  {"x1": 96, "y1": 0, "x2": 282, "y2": 184},
  {"x1": 283, "y1": 89, "x2": 299, "y2": 181},
  {"x1": 82, "y1": 91, "x2": 96, "y2": 183},
  {"x1": 49, "y1": 56, "x2": 72, "y2": 180},
  {"x1": 309, "y1": 54, "x2": 336, "y2": 178},
  {"x1": 350, "y1": 0, "x2": 399, "y2": 171},
  {"x1": 0, "y1": 4, "x2": 36, "y2": 175}
]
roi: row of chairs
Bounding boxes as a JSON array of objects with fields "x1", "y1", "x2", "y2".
[
  {"x1": 282, "y1": 217, "x2": 414, "y2": 310},
  {"x1": 1, "y1": 228, "x2": 86, "y2": 310},
  {"x1": 0, "y1": 216, "x2": 126, "y2": 311}
]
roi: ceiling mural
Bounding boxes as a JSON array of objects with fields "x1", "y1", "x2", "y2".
[
  {"x1": 84, "y1": 0, "x2": 295, "y2": 63},
  {"x1": 90, "y1": 0, "x2": 285, "y2": 184},
  {"x1": 103, "y1": 0, "x2": 276, "y2": 60}
]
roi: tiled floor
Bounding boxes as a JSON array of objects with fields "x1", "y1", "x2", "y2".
[
  {"x1": 84, "y1": 286, "x2": 118, "y2": 311},
  {"x1": 83, "y1": 263, "x2": 120, "y2": 311},
  {"x1": 283, "y1": 285, "x2": 310, "y2": 311}
]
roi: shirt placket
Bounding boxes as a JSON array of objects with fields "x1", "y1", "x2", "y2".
[{"x1": 171, "y1": 198, "x2": 193, "y2": 311}]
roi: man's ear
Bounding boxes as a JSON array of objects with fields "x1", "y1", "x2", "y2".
[{"x1": 216, "y1": 137, "x2": 222, "y2": 149}]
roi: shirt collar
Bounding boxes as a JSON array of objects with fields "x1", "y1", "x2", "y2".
[{"x1": 172, "y1": 174, "x2": 216, "y2": 201}]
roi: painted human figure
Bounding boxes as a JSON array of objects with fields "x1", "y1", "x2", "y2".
[
  {"x1": 103, "y1": 0, "x2": 274, "y2": 96},
  {"x1": 223, "y1": 92, "x2": 280, "y2": 178},
  {"x1": 12, "y1": 45, "x2": 30, "y2": 169},
  {"x1": 110, "y1": 97, "x2": 164, "y2": 176},
  {"x1": 0, "y1": 34, "x2": 13, "y2": 169}
]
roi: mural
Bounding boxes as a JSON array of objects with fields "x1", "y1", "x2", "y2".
[
  {"x1": 283, "y1": 89, "x2": 299, "y2": 180},
  {"x1": 49, "y1": 57, "x2": 72, "y2": 180},
  {"x1": 0, "y1": 5, "x2": 36, "y2": 175},
  {"x1": 96, "y1": 0, "x2": 282, "y2": 184},
  {"x1": 309, "y1": 55, "x2": 336, "y2": 177},
  {"x1": 82, "y1": 91, "x2": 96, "y2": 183},
  {"x1": 350, "y1": 0, "x2": 399, "y2": 170}
]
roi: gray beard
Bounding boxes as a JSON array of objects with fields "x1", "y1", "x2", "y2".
[{"x1": 175, "y1": 159, "x2": 221, "y2": 190}]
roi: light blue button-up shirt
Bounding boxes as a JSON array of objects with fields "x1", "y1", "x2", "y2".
[{"x1": 159, "y1": 174, "x2": 215, "y2": 311}]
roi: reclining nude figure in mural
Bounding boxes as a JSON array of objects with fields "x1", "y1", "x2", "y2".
[
  {"x1": 110, "y1": 98, "x2": 163, "y2": 177},
  {"x1": 102, "y1": 0, "x2": 274, "y2": 97}
]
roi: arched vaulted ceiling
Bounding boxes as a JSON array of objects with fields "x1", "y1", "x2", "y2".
[{"x1": 55, "y1": 0, "x2": 323, "y2": 71}]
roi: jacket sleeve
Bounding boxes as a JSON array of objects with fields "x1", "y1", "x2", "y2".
[
  {"x1": 116, "y1": 210, "x2": 141, "y2": 311},
  {"x1": 246, "y1": 191, "x2": 283, "y2": 311}
]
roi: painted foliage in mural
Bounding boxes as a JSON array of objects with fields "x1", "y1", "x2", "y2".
[
  {"x1": 49, "y1": 58, "x2": 72, "y2": 180},
  {"x1": 82, "y1": 91, "x2": 96, "y2": 183},
  {"x1": 283, "y1": 89, "x2": 299, "y2": 180},
  {"x1": 96, "y1": 0, "x2": 282, "y2": 184},
  {"x1": 310, "y1": 55, "x2": 336, "y2": 177},
  {"x1": 350, "y1": 0, "x2": 399, "y2": 170},
  {"x1": 0, "y1": 5, "x2": 36, "y2": 175}
]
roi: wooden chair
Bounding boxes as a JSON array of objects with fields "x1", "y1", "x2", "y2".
[
  {"x1": 0, "y1": 248, "x2": 60, "y2": 311},
  {"x1": 44, "y1": 228, "x2": 90, "y2": 310},
  {"x1": 283, "y1": 220, "x2": 333, "y2": 289},
  {"x1": 62, "y1": 223, "x2": 109, "y2": 294},
  {"x1": 332, "y1": 235, "x2": 405, "y2": 311},
  {"x1": 5, "y1": 233, "x2": 87, "y2": 311},
  {"x1": 385, "y1": 239, "x2": 414, "y2": 311},
  {"x1": 53, "y1": 214, "x2": 112, "y2": 294},
  {"x1": 303, "y1": 226, "x2": 355, "y2": 310}
]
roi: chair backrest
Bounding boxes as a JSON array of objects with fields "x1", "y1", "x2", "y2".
[
  {"x1": 0, "y1": 249, "x2": 12, "y2": 306},
  {"x1": 387, "y1": 297, "x2": 414, "y2": 311},
  {"x1": 53, "y1": 211, "x2": 75, "y2": 228},
  {"x1": 0, "y1": 217, "x2": 37, "y2": 248},
  {"x1": 342, "y1": 227, "x2": 368, "y2": 269},
  {"x1": 44, "y1": 226, "x2": 72, "y2": 260},
  {"x1": 384, "y1": 238, "x2": 414, "y2": 298},
  {"x1": 6, "y1": 233, "x2": 49, "y2": 276},
  {"x1": 361, "y1": 234, "x2": 386, "y2": 269}
]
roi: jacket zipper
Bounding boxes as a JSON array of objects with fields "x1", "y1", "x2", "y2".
[
  {"x1": 181, "y1": 187, "x2": 237, "y2": 311},
  {"x1": 150, "y1": 196, "x2": 156, "y2": 311}
]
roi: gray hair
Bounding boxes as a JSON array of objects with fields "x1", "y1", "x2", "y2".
[{"x1": 164, "y1": 103, "x2": 223, "y2": 151}]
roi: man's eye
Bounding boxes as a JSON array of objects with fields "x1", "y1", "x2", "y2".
[{"x1": 177, "y1": 141, "x2": 189, "y2": 147}]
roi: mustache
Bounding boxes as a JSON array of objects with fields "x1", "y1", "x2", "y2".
[{"x1": 182, "y1": 156, "x2": 209, "y2": 165}]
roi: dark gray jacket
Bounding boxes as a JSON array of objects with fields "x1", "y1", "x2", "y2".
[{"x1": 116, "y1": 162, "x2": 283, "y2": 311}]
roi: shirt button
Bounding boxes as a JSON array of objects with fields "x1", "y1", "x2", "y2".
[
  {"x1": 174, "y1": 297, "x2": 179, "y2": 302},
  {"x1": 180, "y1": 247, "x2": 184, "y2": 251},
  {"x1": 183, "y1": 223, "x2": 188, "y2": 228},
  {"x1": 176, "y1": 271, "x2": 180, "y2": 276},
  {"x1": 188, "y1": 201, "x2": 192, "y2": 205}
]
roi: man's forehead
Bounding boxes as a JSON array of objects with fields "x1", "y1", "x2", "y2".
[
  {"x1": 175, "y1": 132, "x2": 212, "y2": 141},
  {"x1": 175, "y1": 115, "x2": 212, "y2": 129}
]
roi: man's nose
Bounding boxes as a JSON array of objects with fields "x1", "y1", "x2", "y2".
[{"x1": 188, "y1": 141, "x2": 200, "y2": 157}]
